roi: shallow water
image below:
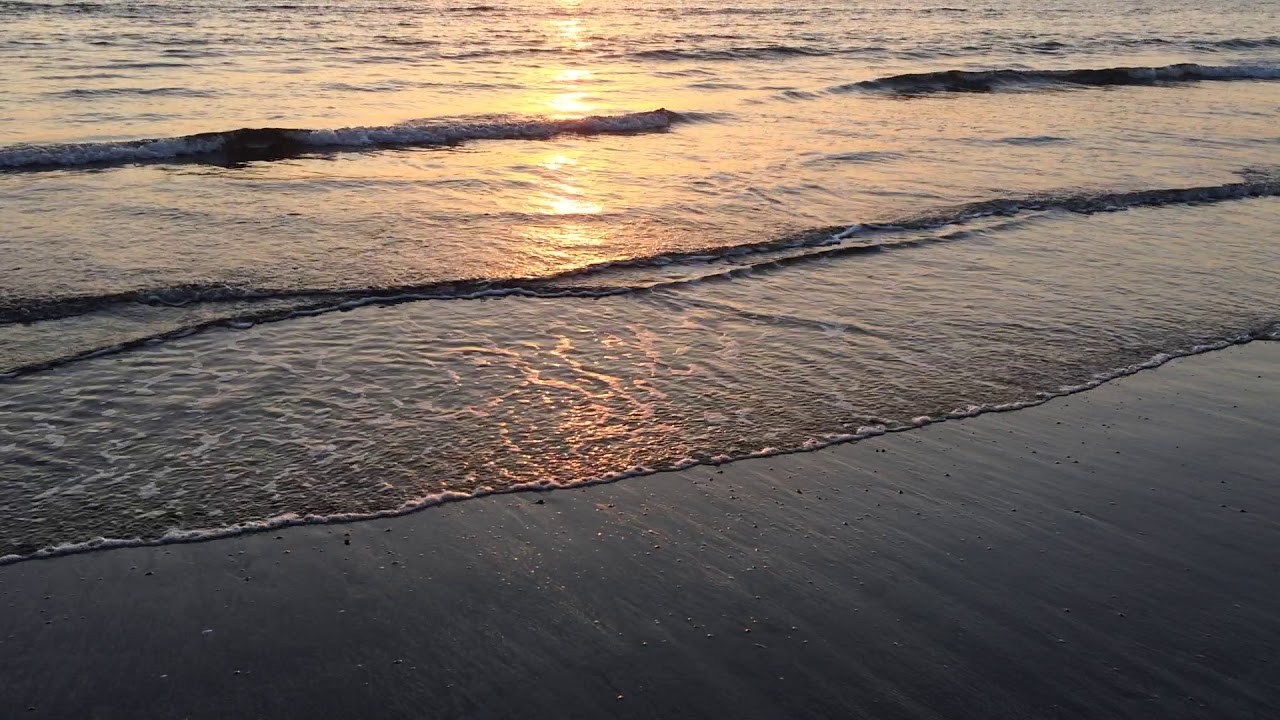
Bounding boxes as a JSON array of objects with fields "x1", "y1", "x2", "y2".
[{"x1": 2, "y1": 0, "x2": 1279, "y2": 558}]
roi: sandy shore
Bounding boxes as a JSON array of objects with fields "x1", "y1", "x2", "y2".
[{"x1": 2, "y1": 342, "x2": 1277, "y2": 719}]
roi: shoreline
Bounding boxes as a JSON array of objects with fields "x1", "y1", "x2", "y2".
[
  {"x1": 3, "y1": 332, "x2": 1276, "y2": 567},
  {"x1": 2, "y1": 341, "x2": 1277, "y2": 718}
]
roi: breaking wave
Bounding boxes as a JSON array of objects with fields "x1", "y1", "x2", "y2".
[
  {"x1": 0, "y1": 109, "x2": 686, "y2": 170},
  {"x1": 3, "y1": 321, "x2": 1276, "y2": 567},
  {"x1": 4, "y1": 172, "x2": 1279, "y2": 378},
  {"x1": 629, "y1": 44, "x2": 876, "y2": 61},
  {"x1": 838, "y1": 63, "x2": 1280, "y2": 95}
]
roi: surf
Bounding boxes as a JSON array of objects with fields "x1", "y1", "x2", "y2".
[
  {"x1": 836, "y1": 63, "x2": 1280, "y2": 95},
  {"x1": 0, "y1": 110, "x2": 686, "y2": 171}
]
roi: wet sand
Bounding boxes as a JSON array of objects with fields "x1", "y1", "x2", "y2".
[{"x1": 2, "y1": 342, "x2": 1277, "y2": 720}]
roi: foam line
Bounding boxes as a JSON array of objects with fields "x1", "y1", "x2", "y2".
[{"x1": 3, "y1": 324, "x2": 1275, "y2": 567}]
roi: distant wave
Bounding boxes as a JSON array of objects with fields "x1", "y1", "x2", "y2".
[
  {"x1": 5, "y1": 172, "x2": 1279, "y2": 378},
  {"x1": 1204, "y1": 36, "x2": 1280, "y2": 49},
  {"x1": 399, "y1": 33, "x2": 1280, "y2": 63},
  {"x1": 838, "y1": 63, "x2": 1280, "y2": 95},
  {"x1": 680, "y1": 5, "x2": 965, "y2": 15},
  {"x1": 588, "y1": 35, "x2": 1280, "y2": 65},
  {"x1": 988, "y1": 135, "x2": 1071, "y2": 146},
  {"x1": 0, "y1": 109, "x2": 684, "y2": 170},
  {"x1": 1120, "y1": 35, "x2": 1280, "y2": 51},
  {"x1": 801, "y1": 150, "x2": 906, "y2": 165},
  {"x1": 630, "y1": 44, "x2": 870, "y2": 61},
  {"x1": 0, "y1": 1, "x2": 493, "y2": 14},
  {"x1": 993, "y1": 35, "x2": 1280, "y2": 56},
  {"x1": 50, "y1": 86, "x2": 220, "y2": 98},
  {"x1": 0, "y1": 1, "x2": 110, "y2": 13}
]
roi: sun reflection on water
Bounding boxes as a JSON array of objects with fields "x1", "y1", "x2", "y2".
[
  {"x1": 504, "y1": 1, "x2": 637, "y2": 273},
  {"x1": 531, "y1": 152, "x2": 605, "y2": 217},
  {"x1": 545, "y1": 91, "x2": 594, "y2": 116},
  {"x1": 536, "y1": 4, "x2": 601, "y2": 118},
  {"x1": 554, "y1": 69, "x2": 593, "y2": 83},
  {"x1": 508, "y1": 147, "x2": 615, "y2": 272},
  {"x1": 540, "y1": 61, "x2": 598, "y2": 118},
  {"x1": 550, "y1": 17, "x2": 590, "y2": 51},
  {"x1": 545, "y1": 193, "x2": 605, "y2": 217}
]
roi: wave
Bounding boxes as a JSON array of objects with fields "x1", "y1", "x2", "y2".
[
  {"x1": 1116, "y1": 35, "x2": 1280, "y2": 51},
  {"x1": 0, "y1": 1, "x2": 495, "y2": 15},
  {"x1": 1203, "y1": 36, "x2": 1280, "y2": 50},
  {"x1": 801, "y1": 150, "x2": 906, "y2": 165},
  {"x1": 50, "y1": 86, "x2": 220, "y2": 98},
  {"x1": 628, "y1": 36, "x2": 1280, "y2": 63},
  {"x1": 23, "y1": 30, "x2": 1276, "y2": 68},
  {"x1": 0, "y1": 0, "x2": 109, "y2": 13},
  {"x1": 3, "y1": 322, "x2": 1275, "y2": 567},
  {"x1": 838, "y1": 63, "x2": 1280, "y2": 95},
  {"x1": 4, "y1": 172, "x2": 1278, "y2": 378},
  {"x1": 978, "y1": 35, "x2": 1280, "y2": 56},
  {"x1": 989, "y1": 135, "x2": 1071, "y2": 146},
  {"x1": 0, "y1": 109, "x2": 684, "y2": 171},
  {"x1": 6, "y1": 174, "x2": 1278, "y2": 324},
  {"x1": 630, "y1": 44, "x2": 873, "y2": 61}
]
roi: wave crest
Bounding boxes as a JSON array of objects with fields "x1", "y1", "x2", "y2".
[
  {"x1": 4, "y1": 172, "x2": 1279, "y2": 380},
  {"x1": 838, "y1": 63, "x2": 1280, "y2": 95},
  {"x1": 0, "y1": 109, "x2": 684, "y2": 170}
]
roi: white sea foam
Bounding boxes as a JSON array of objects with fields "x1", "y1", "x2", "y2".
[
  {"x1": 0, "y1": 136, "x2": 227, "y2": 170},
  {"x1": 839, "y1": 62, "x2": 1280, "y2": 95},
  {"x1": 298, "y1": 109, "x2": 679, "y2": 148},
  {"x1": 0, "y1": 110, "x2": 681, "y2": 170},
  {"x1": 8, "y1": 328, "x2": 1272, "y2": 569}
]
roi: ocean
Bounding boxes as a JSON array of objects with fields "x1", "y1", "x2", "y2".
[{"x1": 2, "y1": 0, "x2": 1278, "y2": 561}]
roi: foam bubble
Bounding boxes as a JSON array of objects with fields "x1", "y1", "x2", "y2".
[{"x1": 0, "y1": 329, "x2": 1271, "y2": 568}]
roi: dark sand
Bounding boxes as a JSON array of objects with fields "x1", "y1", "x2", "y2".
[{"x1": 2, "y1": 343, "x2": 1277, "y2": 719}]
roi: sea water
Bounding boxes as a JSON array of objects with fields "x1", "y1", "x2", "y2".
[{"x1": 2, "y1": 0, "x2": 1279, "y2": 559}]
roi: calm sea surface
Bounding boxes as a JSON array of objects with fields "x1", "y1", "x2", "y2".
[{"x1": 2, "y1": 0, "x2": 1279, "y2": 558}]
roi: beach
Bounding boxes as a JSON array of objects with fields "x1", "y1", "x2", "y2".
[
  {"x1": 4, "y1": 1, "x2": 1280, "y2": 716},
  {"x1": 3, "y1": 341, "x2": 1276, "y2": 719}
]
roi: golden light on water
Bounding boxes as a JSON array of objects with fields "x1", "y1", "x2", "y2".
[
  {"x1": 545, "y1": 192, "x2": 605, "y2": 216},
  {"x1": 550, "y1": 18, "x2": 589, "y2": 51},
  {"x1": 531, "y1": 152, "x2": 605, "y2": 216},
  {"x1": 507, "y1": 147, "x2": 614, "y2": 272},
  {"x1": 554, "y1": 69, "x2": 593, "y2": 83},
  {"x1": 545, "y1": 91, "x2": 594, "y2": 116},
  {"x1": 538, "y1": 3, "x2": 598, "y2": 116},
  {"x1": 513, "y1": 221, "x2": 613, "y2": 278},
  {"x1": 540, "y1": 154, "x2": 575, "y2": 171},
  {"x1": 544, "y1": 68, "x2": 597, "y2": 116},
  {"x1": 521, "y1": 223, "x2": 609, "y2": 253},
  {"x1": 505, "y1": 0, "x2": 613, "y2": 269}
]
